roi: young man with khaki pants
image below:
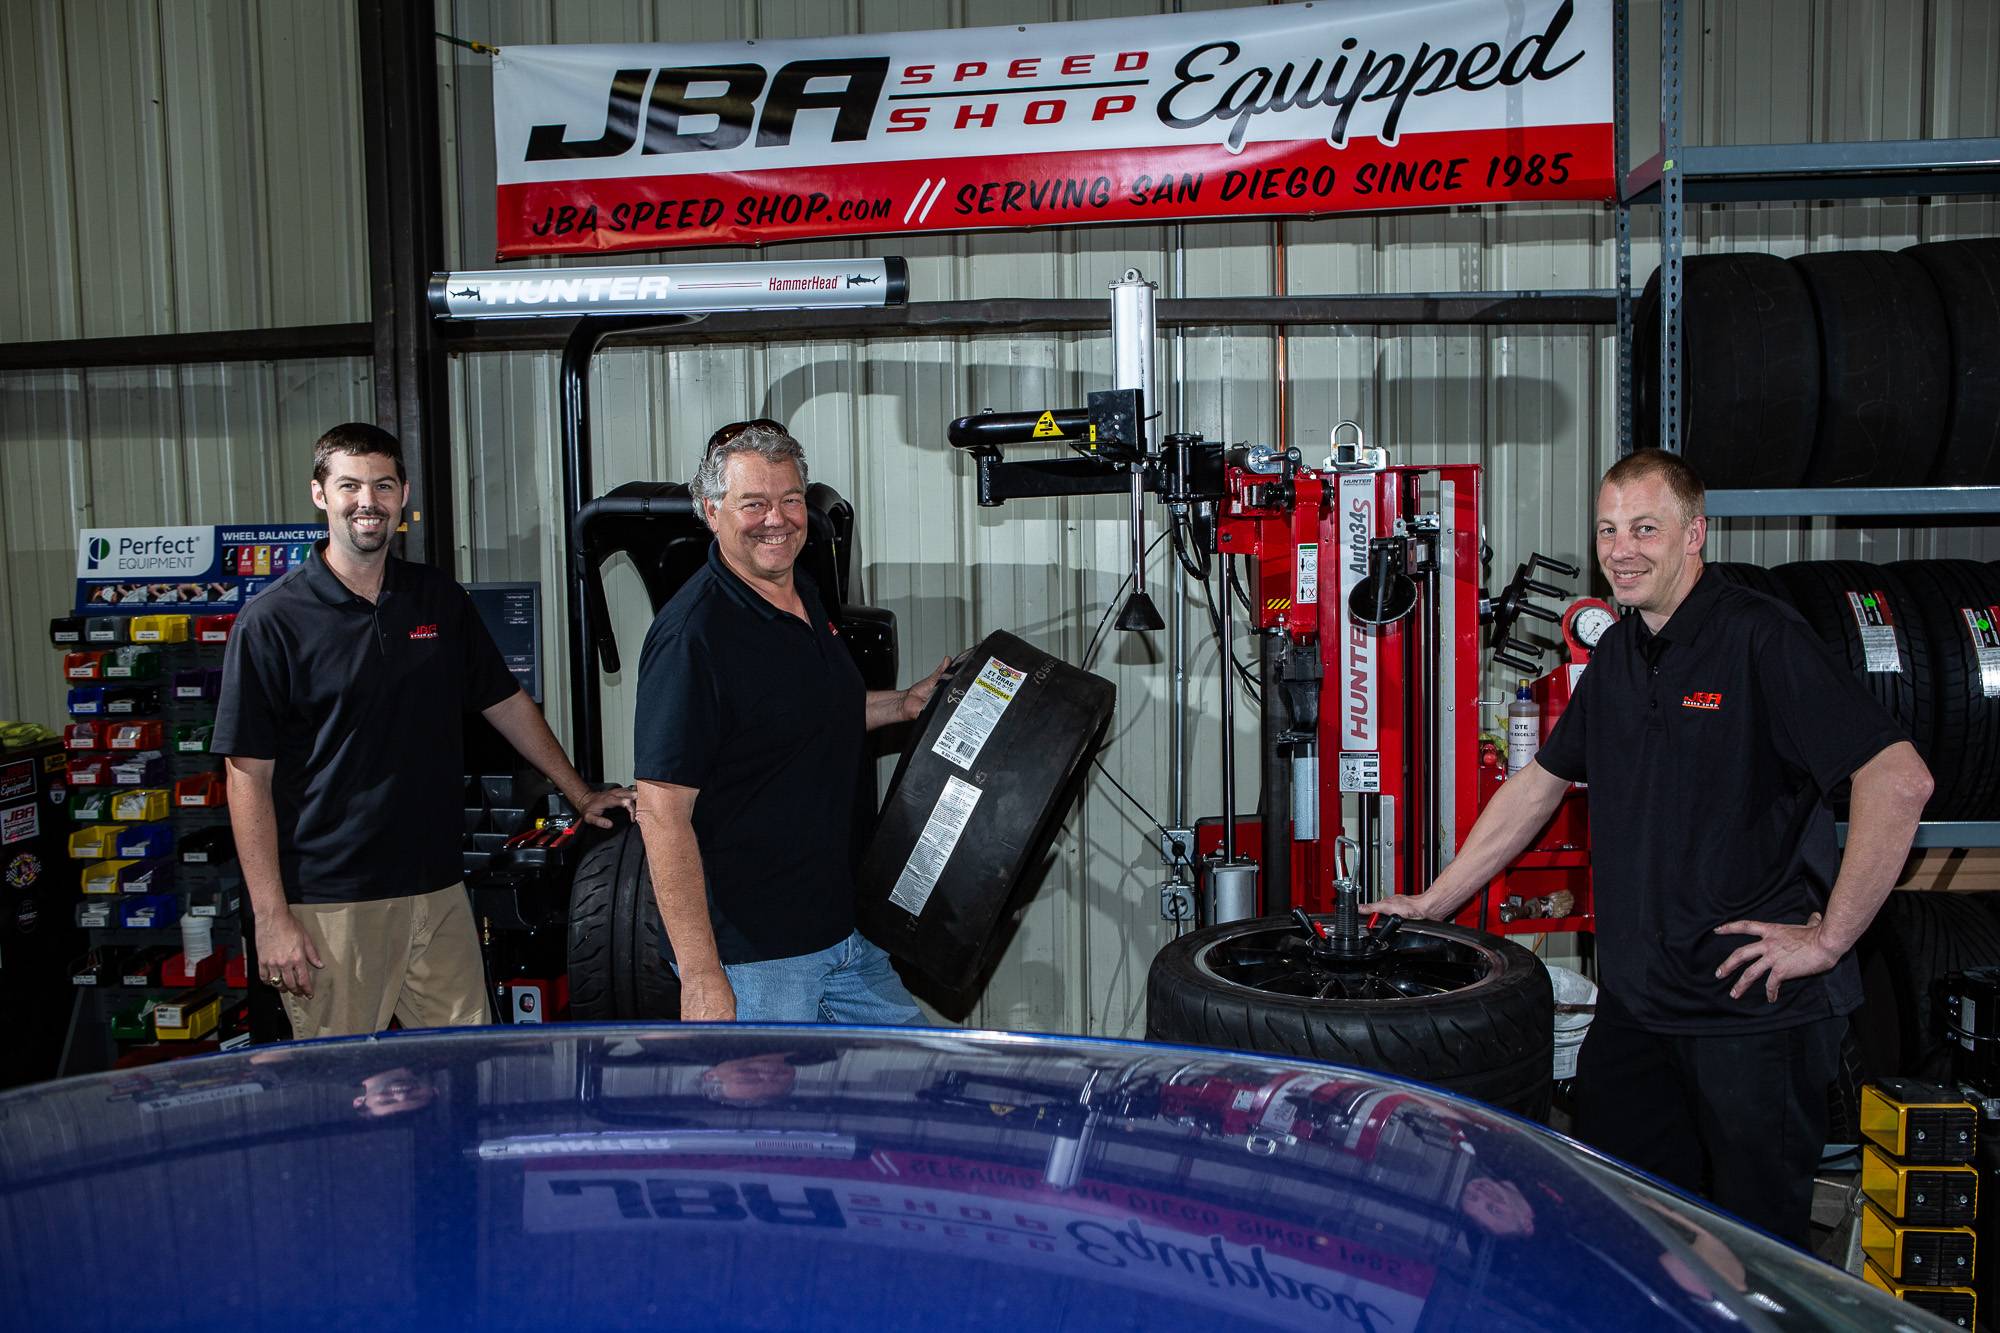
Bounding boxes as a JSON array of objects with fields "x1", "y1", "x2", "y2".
[{"x1": 213, "y1": 423, "x2": 634, "y2": 1039}]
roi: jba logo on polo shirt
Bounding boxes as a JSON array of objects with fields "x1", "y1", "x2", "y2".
[
  {"x1": 409, "y1": 624, "x2": 439, "y2": 640},
  {"x1": 1682, "y1": 692, "x2": 1723, "y2": 711}
]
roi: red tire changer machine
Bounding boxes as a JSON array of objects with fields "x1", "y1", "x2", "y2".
[{"x1": 948, "y1": 272, "x2": 1608, "y2": 948}]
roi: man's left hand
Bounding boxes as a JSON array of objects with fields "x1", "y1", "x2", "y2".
[
  {"x1": 576, "y1": 785, "x2": 639, "y2": 828},
  {"x1": 900, "y1": 657, "x2": 953, "y2": 723},
  {"x1": 1713, "y1": 911, "x2": 1841, "y2": 1002}
]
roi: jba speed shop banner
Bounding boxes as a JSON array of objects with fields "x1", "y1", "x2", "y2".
[{"x1": 492, "y1": 0, "x2": 1613, "y2": 257}]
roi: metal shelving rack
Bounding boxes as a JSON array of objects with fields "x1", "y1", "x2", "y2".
[{"x1": 1614, "y1": 0, "x2": 2000, "y2": 848}]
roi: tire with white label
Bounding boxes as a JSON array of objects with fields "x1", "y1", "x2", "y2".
[
  {"x1": 567, "y1": 823, "x2": 679, "y2": 1021},
  {"x1": 1146, "y1": 917, "x2": 1555, "y2": 1118},
  {"x1": 1887, "y1": 560, "x2": 2000, "y2": 820},
  {"x1": 857, "y1": 631, "x2": 1115, "y2": 997},
  {"x1": 1773, "y1": 561, "x2": 1932, "y2": 814}
]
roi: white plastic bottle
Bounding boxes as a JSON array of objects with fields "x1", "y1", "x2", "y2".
[{"x1": 1506, "y1": 679, "x2": 1540, "y2": 775}]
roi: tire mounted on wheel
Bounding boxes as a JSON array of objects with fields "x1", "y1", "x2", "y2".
[{"x1": 1147, "y1": 916, "x2": 1555, "y2": 1118}]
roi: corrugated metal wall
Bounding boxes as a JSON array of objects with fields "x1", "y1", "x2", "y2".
[
  {"x1": 3, "y1": 0, "x2": 1995, "y2": 1036},
  {"x1": 0, "y1": 0, "x2": 373, "y2": 729}
]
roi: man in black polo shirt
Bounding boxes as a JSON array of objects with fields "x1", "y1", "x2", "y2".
[
  {"x1": 1363, "y1": 449, "x2": 1931, "y2": 1244},
  {"x1": 214, "y1": 423, "x2": 634, "y2": 1039},
  {"x1": 633, "y1": 420, "x2": 948, "y2": 1024}
]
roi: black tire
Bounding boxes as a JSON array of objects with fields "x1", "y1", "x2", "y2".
[
  {"x1": 1852, "y1": 891, "x2": 2000, "y2": 1082},
  {"x1": 1903, "y1": 239, "x2": 2000, "y2": 484},
  {"x1": 1633, "y1": 252, "x2": 1819, "y2": 487},
  {"x1": 1886, "y1": 560, "x2": 2000, "y2": 820},
  {"x1": 567, "y1": 823, "x2": 680, "y2": 1020},
  {"x1": 1791, "y1": 251, "x2": 1950, "y2": 486},
  {"x1": 1705, "y1": 561, "x2": 1792, "y2": 606},
  {"x1": 1147, "y1": 917, "x2": 1554, "y2": 1119},
  {"x1": 1774, "y1": 561, "x2": 1932, "y2": 814}
]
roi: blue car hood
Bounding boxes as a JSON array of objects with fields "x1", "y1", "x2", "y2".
[{"x1": 0, "y1": 1025, "x2": 1946, "y2": 1331}]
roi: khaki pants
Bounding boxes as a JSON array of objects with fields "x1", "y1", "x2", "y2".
[{"x1": 280, "y1": 882, "x2": 492, "y2": 1040}]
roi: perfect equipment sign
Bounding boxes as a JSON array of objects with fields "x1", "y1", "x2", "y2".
[
  {"x1": 492, "y1": 0, "x2": 1613, "y2": 256},
  {"x1": 76, "y1": 527, "x2": 213, "y2": 579}
]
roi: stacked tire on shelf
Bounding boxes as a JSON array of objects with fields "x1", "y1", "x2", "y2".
[
  {"x1": 1635, "y1": 238, "x2": 2000, "y2": 488},
  {"x1": 1708, "y1": 558, "x2": 2000, "y2": 1087}
]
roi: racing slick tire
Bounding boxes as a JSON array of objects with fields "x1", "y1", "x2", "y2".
[
  {"x1": 1146, "y1": 917, "x2": 1555, "y2": 1119},
  {"x1": 567, "y1": 822, "x2": 680, "y2": 1020}
]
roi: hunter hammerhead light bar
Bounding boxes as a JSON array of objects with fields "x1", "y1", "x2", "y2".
[{"x1": 428, "y1": 257, "x2": 908, "y2": 319}]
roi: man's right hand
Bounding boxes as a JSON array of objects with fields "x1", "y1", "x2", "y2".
[
  {"x1": 679, "y1": 972, "x2": 738, "y2": 1022},
  {"x1": 257, "y1": 908, "x2": 325, "y2": 998},
  {"x1": 1357, "y1": 890, "x2": 1454, "y2": 921}
]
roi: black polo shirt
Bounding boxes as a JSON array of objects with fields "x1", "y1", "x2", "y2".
[
  {"x1": 1537, "y1": 570, "x2": 1905, "y2": 1034},
  {"x1": 212, "y1": 542, "x2": 518, "y2": 904},
  {"x1": 634, "y1": 542, "x2": 865, "y2": 965}
]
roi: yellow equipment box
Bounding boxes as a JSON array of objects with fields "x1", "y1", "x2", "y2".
[
  {"x1": 80, "y1": 859, "x2": 136, "y2": 896},
  {"x1": 1861, "y1": 1078, "x2": 1977, "y2": 1164},
  {"x1": 127, "y1": 614, "x2": 190, "y2": 644},
  {"x1": 1861, "y1": 1257, "x2": 1975, "y2": 1329},
  {"x1": 1858, "y1": 1200, "x2": 1975, "y2": 1285},
  {"x1": 154, "y1": 993, "x2": 220, "y2": 1041},
  {"x1": 67, "y1": 824, "x2": 126, "y2": 860},
  {"x1": 1861, "y1": 1143, "x2": 1978, "y2": 1225},
  {"x1": 109, "y1": 788, "x2": 170, "y2": 822}
]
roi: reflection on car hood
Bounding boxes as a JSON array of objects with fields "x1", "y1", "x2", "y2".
[{"x1": 0, "y1": 1026, "x2": 1949, "y2": 1332}]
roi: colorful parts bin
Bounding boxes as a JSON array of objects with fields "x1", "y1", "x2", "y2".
[
  {"x1": 102, "y1": 646, "x2": 160, "y2": 681},
  {"x1": 63, "y1": 722, "x2": 103, "y2": 751},
  {"x1": 104, "y1": 686, "x2": 162, "y2": 716},
  {"x1": 114, "y1": 823, "x2": 173, "y2": 859},
  {"x1": 120, "y1": 894, "x2": 177, "y2": 928},
  {"x1": 68, "y1": 825, "x2": 126, "y2": 860},
  {"x1": 187, "y1": 885, "x2": 240, "y2": 918},
  {"x1": 69, "y1": 790, "x2": 111, "y2": 821},
  {"x1": 82, "y1": 858, "x2": 172, "y2": 895},
  {"x1": 110, "y1": 788, "x2": 170, "y2": 822},
  {"x1": 109, "y1": 751, "x2": 167, "y2": 786},
  {"x1": 48, "y1": 617, "x2": 84, "y2": 647},
  {"x1": 105, "y1": 720, "x2": 164, "y2": 752},
  {"x1": 80, "y1": 859, "x2": 135, "y2": 894},
  {"x1": 171, "y1": 667, "x2": 221, "y2": 702},
  {"x1": 76, "y1": 900, "x2": 113, "y2": 929},
  {"x1": 155, "y1": 992, "x2": 220, "y2": 1041},
  {"x1": 194, "y1": 613, "x2": 235, "y2": 643},
  {"x1": 108, "y1": 999, "x2": 159, "y2": 1041},
  {"x1": 83, "y1": 616, "x2": 126, "y2": 644},
  {"x1": 67, "y1": 686, "x2": 105, "y2": 715},
  {"x1": 120, "y1": 946, "x2": 176, "y2": 987},
  {"x1": 127, "y1": 614, "x2": 189, "y2": 644},
  {"x1": 65, "y1": 757, "x2": 110, "y2": 787},
  {"x1": 172, "y1": 722, "x2": 213, "y2": 754},
  {"x1": 161, "y1": 949, "x2": 224, "y2": 989},
  {"x1": 178, "y1": 826, "x2": 235, "y2": 866},
  {"x1": 64, "y1": 651, "x2": 104, "y2": 681},
  {"x1": 174, "y1": 772, "x2": 226, "y2": 809}
]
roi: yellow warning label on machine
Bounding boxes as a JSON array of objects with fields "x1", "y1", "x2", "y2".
[{"x1": 1032, "y1": 411, "x2": 1065, "y2": 438}]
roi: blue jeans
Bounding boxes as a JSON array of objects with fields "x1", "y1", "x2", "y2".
[{"x1": 700, "y1": 931, "x2": 927, "y2": 1025}]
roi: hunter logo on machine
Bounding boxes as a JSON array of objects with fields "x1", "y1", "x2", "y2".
[{"x1": 491, "y1": 0, "x2": 1613, "y2": 256}]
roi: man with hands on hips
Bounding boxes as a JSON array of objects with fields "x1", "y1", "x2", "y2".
[
  {"x1": 1361, "y1": 448, "x2": 1930, "y2": 1246},
  {"x1": 214, "y1": 423, "x2": 635, "y2": 1039},
  {"x1": 633, "y1": 419, "x2": 947, "y2": 1026}
]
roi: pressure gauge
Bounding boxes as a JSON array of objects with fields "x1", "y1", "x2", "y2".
[{"x1": 1562, "y1": 598, "x2": 1619, "y2": 657}]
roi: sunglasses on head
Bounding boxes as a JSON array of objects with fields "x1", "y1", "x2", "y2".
[{"x1": 704, "y1": 418, "x2": 789, "y2": 461}]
